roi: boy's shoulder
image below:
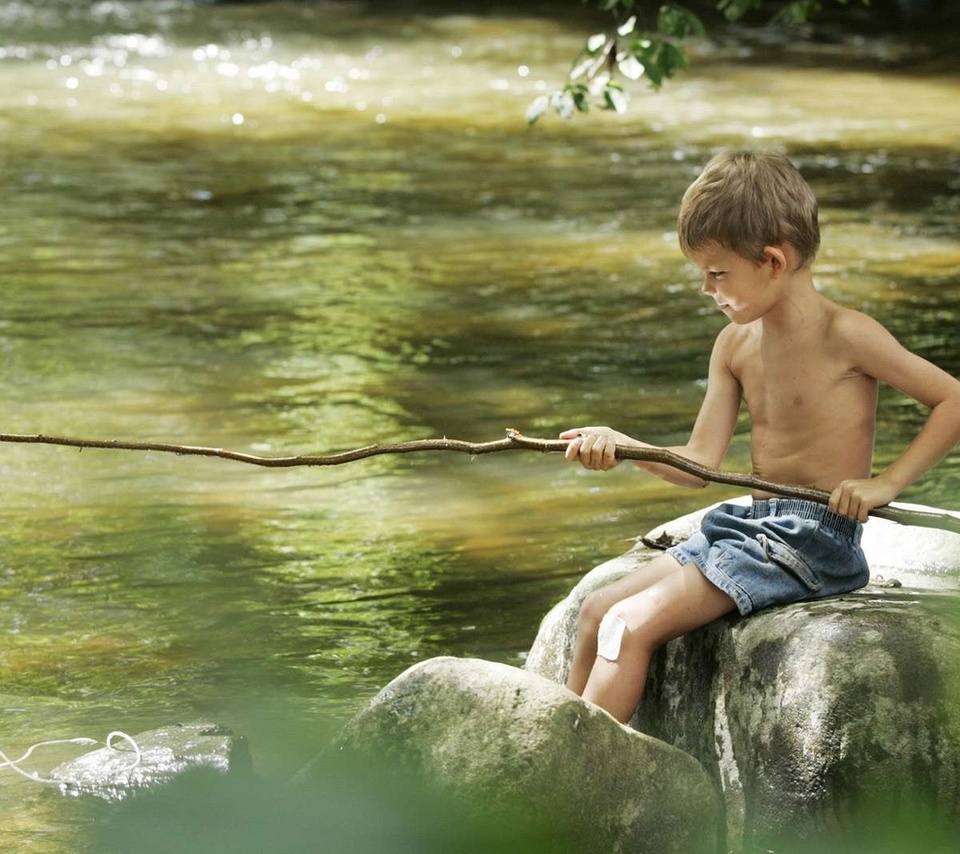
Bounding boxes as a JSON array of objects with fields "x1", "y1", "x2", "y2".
[
  {"x1": 711, "y1": 298, "x2": 891, "y2": 359},
  {"x1": 824, "y1": 301, "x2": 889, "y2": 342}
]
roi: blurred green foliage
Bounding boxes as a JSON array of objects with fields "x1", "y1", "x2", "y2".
[{"x1": 97, "y1": 758, "x2": 572, "y2": 854}]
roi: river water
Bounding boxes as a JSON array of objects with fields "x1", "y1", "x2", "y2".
[{"x1": 1, "y1": 1, "x2": 959, "y2": 849}]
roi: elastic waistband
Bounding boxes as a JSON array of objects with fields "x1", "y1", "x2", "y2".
[{"x1": 751, "y1": 498, "x2": 861, "y2": 541}]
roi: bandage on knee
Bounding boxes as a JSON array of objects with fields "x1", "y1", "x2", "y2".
[{"x1": 597, "y1": 612, "x2": 627, "y2": 662}]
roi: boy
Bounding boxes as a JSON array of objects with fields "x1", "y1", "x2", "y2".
[{"x1": 560, "y1": 150, "x2": 960, "y2": 724}]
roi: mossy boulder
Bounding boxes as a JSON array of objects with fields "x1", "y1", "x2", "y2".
[{"x1": 329, "y1": 656, "x2": 724, "y2": 854}]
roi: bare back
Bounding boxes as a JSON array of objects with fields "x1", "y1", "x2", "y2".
[{"x1": 720, "y1": 300, "x2": 878, "y2": 493}]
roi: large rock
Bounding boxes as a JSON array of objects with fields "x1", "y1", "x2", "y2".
[
  {"x1": 525, "y1": 497, "x2": 960, "y2": 851},
  {"x1": 328, "y1": 656, "x2": 724, "y2": 854}
]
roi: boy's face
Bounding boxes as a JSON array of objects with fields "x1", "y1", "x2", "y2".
[{"x1": 686, "y1": 244, "x2": 779, "y2": 325}]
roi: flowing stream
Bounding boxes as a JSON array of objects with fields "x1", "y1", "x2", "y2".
[{"x1": 0, "y1": 1, "x2": 959, "y2": 849}]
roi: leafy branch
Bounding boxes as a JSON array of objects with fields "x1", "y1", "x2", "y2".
[
  {"x1": 2, "y1": 429, "x2": 957, "y2": 535},
  {"x1": 528, "y1": 0, "x2": 869, "y2": 124},
  {"x1": 528, "y1": 4, "x2": 703, "y2": 124}
]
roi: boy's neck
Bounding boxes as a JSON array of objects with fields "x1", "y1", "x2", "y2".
[{"x1": 759, "y1": 266, "x2": 826, "y2": 333}]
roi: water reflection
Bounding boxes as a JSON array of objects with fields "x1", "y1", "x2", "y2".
[{"x1": 1, "y1": 1, "x2": 959, "y2": 849}]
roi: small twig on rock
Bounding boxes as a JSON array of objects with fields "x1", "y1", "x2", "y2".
[{"x1": 1, "y1": 428, "x2": 957, "y2": 535}]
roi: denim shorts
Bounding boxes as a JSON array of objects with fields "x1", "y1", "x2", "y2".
[{"x1": 667, "y1": 498, "x2": 870, "y2": 615}]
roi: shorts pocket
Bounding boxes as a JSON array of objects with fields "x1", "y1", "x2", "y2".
[{"x1": 756, "y1": 533, "x2": 823, "y2": 593}]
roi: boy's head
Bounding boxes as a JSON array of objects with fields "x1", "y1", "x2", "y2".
[{"x1": 677, "y1": 150, "x2": 820, "y2": 269}]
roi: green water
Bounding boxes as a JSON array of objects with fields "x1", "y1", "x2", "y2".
[{"x1": 1, "y1": 1, "x2": 959, "y2": 849}]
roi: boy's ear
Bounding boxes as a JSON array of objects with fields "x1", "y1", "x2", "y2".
[{"x1": 762, "y1": 245, "x2": 789, "y2": 275}]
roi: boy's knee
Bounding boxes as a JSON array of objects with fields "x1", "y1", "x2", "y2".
[
  {"x1": 597, "y1": 611, "x2": 628, "y2": 661},
  {"x1": 599, "y1": 601, "x2": 660, "y2": 656},
  {"x1": 577, "y1": 588, "x2": 611, "y2": 630}
]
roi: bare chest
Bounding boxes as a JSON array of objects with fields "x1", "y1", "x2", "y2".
[{"x1": 731, "y1": 336, "x2": 871, "y2": 428}]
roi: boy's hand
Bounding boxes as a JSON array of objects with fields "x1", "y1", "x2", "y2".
[
  {"x1": 828, "y1": 477, "x2": 898, "y2": 522},
  {"x1": 559, "y1": 427, "x2": 623, "y2": 471}
]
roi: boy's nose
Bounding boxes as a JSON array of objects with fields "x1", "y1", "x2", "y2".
[{"x1": 701, "y1": 277, "x2": 714, "y2": 295}]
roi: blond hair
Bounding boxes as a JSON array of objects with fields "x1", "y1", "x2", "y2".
[{"x1": 677, "y1": 150, "x2": 820, "y2": 268}]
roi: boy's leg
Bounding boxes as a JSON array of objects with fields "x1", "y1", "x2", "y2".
[
  {"x1": 581, "y1": 563, "x2": 736, "y2": 723},
  {"x1": 565, "y1": 553, "x2": 684, "y2": 695}
]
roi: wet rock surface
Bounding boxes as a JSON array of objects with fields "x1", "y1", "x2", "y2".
[{"x1": 50, "y1": 722, "x2": 250, "y2": 802}]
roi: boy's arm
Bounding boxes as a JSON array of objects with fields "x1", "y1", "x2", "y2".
[
  {"x1": 562, "y1": 327, "x2": 743, "y2": 487},
  {"x1": 830, "y1": 312, "x2": 960, "y2": 521}
]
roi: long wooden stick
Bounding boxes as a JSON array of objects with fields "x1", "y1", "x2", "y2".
[{"x1": 1, "y1": 429, "x2": 957, "y2": 535}]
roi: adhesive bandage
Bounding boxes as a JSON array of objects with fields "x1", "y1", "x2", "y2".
[{"x1": 597, "y1": 612, "x2": 627, "y2": 662}]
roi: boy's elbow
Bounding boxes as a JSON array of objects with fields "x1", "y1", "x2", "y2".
[{"x1": 936, "y1": 392, "x2": 960, "y2": 431}]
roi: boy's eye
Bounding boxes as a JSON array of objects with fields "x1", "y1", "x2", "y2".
[{"x1": 709, "y1": 271, "x2": 725, "y2": 279}]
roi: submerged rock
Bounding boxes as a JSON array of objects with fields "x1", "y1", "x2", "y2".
[
  {"x1": 525, "y1": 498, "x2": 960, "y2": 851},
  {"x1": 50, "y1": 721, "x2": 250, "y2": 802},
  {"x1": 329, "y1": 656, "x2": 724, "y2": 854}
]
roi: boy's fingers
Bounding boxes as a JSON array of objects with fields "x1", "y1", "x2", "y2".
[
  {"x1": 560, "y1": 428, "x2": 619, "y2": 470},
  {"x1": 579, "y1": 435, "x2": 603, "y2": 469},
  {"x1": 830, "y1": 481, "x2": 870, "y2": 521},
  {"x1": 563, "y1": 435, "x2": 583, "y2": 461},
  {"x1": 578, "y1": 434, "x2": 598, "y2": 466},
  {"x1": 828, "y1": 484, "x2": 846, "y2": 516},
  {"x1": 582, "y1": 434, "x2": 618, "y2": 469}
]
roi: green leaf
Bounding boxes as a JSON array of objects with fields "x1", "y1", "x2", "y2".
[
  {"x1": 553, "y1": 88, "x2": 576, "y2": 119},
  {"x1": 525, "y1": 95, "x2": 549, "y2": 125},
  {"x1": 629, "y1": 36, "x2": 670, "y2": 88},
  {"x1": 604, "y1": 83, "x2": 628, "y2": 114},
  {"x1": 586, "y1": 33, "x2": 608, "y2": 53},
  {"x1": 717, "y1": 0, "x2": 765, "y2": 21},
  {"x1": 657, "y1": 5, "x2": 705, "y2": 39},
  {"x1": 617, "y1": 15, "x2": 638, "y2": 36},
  {"x1": 572, "y1": 84, "x2": 591, "y2": 113},
  {"x1": 617, "y1": 53, "x2": 645, "y2": 81},
  {"x1": 659, "y1": 41, "x2": 689, "y2": 77},
  {"x1": 774, "y1": 0, "x2": 822, "y2": 24}
]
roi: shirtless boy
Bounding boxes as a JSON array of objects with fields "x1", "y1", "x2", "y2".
[{"x1": 561, "y1": 150, "x2": 960, "y2": 724}]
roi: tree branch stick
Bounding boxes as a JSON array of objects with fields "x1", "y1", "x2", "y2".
[{"x1": 1, "y1": 429, "x2": 957, "y2": 535}]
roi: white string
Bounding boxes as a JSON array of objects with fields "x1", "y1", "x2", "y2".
[
  {"x1": 106, "y1": 730, "x2": 142, "y2": 768},
  {"x1": 0, "y1": 732, "x2": 142, "y2": 785}
]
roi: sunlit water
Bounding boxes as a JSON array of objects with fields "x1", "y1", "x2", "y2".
[{"x1": 1, "y1": 1, "x2": 959, "y2": 849}]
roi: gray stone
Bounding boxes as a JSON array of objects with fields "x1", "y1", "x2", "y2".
[
  {"x1": 50, "y1": 721, "x2": 250, "y2": 802},
  {"x1": 332, "y1": 656, "x2": 724, "y2": 854},
  {"x1": 525, "y1": 497, "x2": 960, "y2": 850}
]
